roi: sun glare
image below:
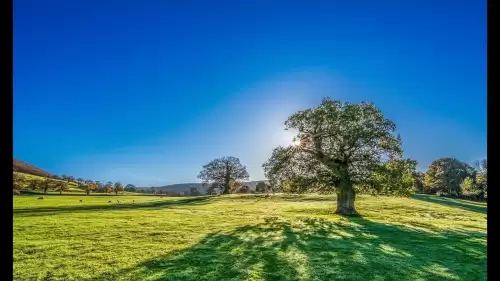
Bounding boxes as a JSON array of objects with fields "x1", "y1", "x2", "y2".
[{"x1": 293, "y1": 139, "x2": 301, "y2": 146}]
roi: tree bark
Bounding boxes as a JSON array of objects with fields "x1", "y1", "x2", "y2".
[{"x1": 335, "y1": 182, "x2": 358, "y2": 216}]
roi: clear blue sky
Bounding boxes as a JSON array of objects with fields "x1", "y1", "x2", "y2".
[{"x1": 14, "y1": 0, "x2": 486, "y2": 186}]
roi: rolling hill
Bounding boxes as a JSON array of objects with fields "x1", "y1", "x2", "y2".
[
  {"x1": 141, "y1": 181, "x2": 268, "y2": 194},
  {"x1": 13, "y1": 158, "x2": 52, "y2": 178}
]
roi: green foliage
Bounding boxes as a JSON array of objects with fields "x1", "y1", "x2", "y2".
[
  {"x1": 198, "y1": 156, "x2": 249, "y2": 194},
  {"x1": 103, "y1": 182, "x2": 113, "y2": 194},
  {"x1": 474, "y1": 159, "x2": 487, "y2": 195},
  {"x1": 28, "y1": 179, "x2": 42, "y2": 191},
  {"x1": 54, "y1": 181, "x2": 70, "y2": 194},
  {"x1": 13, "y1": 173, "x2": 26, "y2": 190},
  {"x1": 263, "y1": 98, "x2": 406, "y2": 214},
  {"x1": 460, "y1": 177, "x2": 477, "y2": 195},
  {"x1": 124, "y1": 184, "x2": 137, "y2": 192},
  {"x1": 361, "y1": 158, "x2": 418, "y2": 196},
  {"x1": 412, "y1": 171, "x2": 425, "y2": 193},
  {"x1": 114, "y1": 182, "x2": 124, "y2": 195},
  {"x1": 255, "y1": 181, "x2": 268, "y2": 193},
  {"x1": 424, "y1": 158, "x2": 474, "y2": 196}
]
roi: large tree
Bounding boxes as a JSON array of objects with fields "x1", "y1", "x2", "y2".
[
  {"x1": 263, "y1": 98, "x2": 406, "y2": 216},
  {"x1": 198, "y1": 156, "x2": 249, "y2": 194},
  {"x1": 424, "y1": 158, "x2": 474, "y2": 196}
]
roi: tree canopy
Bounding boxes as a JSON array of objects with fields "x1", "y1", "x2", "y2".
[
  {"x1": 198, "y1": 156, "x2": 249, "y2": 194},
  {"x1": 263, "y1": 97, "x2": 409, "y2": 215}
]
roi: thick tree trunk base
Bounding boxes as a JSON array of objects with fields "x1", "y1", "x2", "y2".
[{"x1": 335, "y1": 188, "x2": 358, "y2": 216}]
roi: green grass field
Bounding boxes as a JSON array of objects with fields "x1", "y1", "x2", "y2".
[{"x1": 13, "y1": 194, "x2": 486, "y2": 281}]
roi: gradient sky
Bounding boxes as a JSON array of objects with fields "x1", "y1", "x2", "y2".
[{"x1": 14, "y1": 0, "x2": 486, "y2": 186}]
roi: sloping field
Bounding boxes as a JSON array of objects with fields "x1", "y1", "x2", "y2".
[{"x1": 13, "y1": 194, "x2": 486, "y2": 281}]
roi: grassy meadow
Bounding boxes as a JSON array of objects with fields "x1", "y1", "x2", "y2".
[{"x1": 13, "y1": 194, "x2": 486, "y2": 281}]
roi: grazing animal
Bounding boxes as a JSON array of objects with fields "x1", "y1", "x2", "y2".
[
  {"x1": 108, "y1": 200, "x2": 112, "y2": 203},
  {"x1": 37, "y1": 197, "x2": 44, "y2": 200},
  {"x1": 79, "y1": 200, "x2": 83, "y2": 202},
  {"x1": 116, "y1": 200, "x2": 120, "y2": 204}
]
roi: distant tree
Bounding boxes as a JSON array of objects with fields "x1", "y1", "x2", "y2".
[
  {"x1": 83, "y1": 181, "x2": 98, "y2": 195},
  {"x1": 124, "y1": 184, "x2": 137, "y2": 192},
  {"x1": 237, "y1": 185, "x2": 250, "y2": 194},
  {"x1": 359, "y1": 158, "x2": 418, "y2": 196},
  {"x1": 198, "y1": 156, "x2": 249, "y2": 195},
  {"x1": 424, "y1": 158, "x2": 474, "y2": 196},
  {"x1": 114, "y1": 182, "x2": 124, "y2": 195},
  {"x1": 189, "y1": 187, "x2": 201, "y2": 196},
  {"x1": 76, "y1": 177, "x2": 85, "y2": 184},
  {"x1": 103, "y1": 182, "x2": 113, "y2": 194},
  {"x1": 263, "y1": 98, "x2": 404, "y2": 216},
  {"x1": 61, "y1": 174, "x2": 67, "y2": 181},
  {"x1": 40, "y1": 178, "x2": 57, "y2": 193},
  {"x1": 460, "y1": 177, "x2": 477, "y2": 194},
  {"x1": 255, "y1": 181, "x2": 268, "y2": 193},
  {"x1": 28, "y1": 179, "x2": 42, "y2": 191},
  {"x1": 412, "y1": 171, "x2": 425, "y2": 193},
  {"x1": 206, "y1": 183, "x2": 222, "y2": 195},
  {"x1": 229, "y1": 180, "x2": 243, "y2": 193},
  {"x1": 67, "y1": 176, "x2": 75, "y2": 183},
  {"x1": 95, "y1": 181, "x2": 104, "y2": 193},
  {"x1": 473, "y1": 159, "x2": 487, "y2": 196},
  {"x1": 13, "y1": 173, "x2": 26, "y2": 190},
  {"x1": 54, "y1": 181, "x2": 70, "y2": 194}
]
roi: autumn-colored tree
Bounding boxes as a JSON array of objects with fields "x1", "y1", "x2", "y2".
[
  {"x1": 103, "y1": 181, "x2": 113, "y2": 194},
  {"x1": 54, "y1": 181, "x2": 70, "y2": 194}
]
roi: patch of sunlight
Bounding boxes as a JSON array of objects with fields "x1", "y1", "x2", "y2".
[
  {"x1": 280, "y1": 246, "x2": 310, "y2": 281},
  {"x1": 422, "y1": 263, "x2": 460, "y2": 280},
  {"x1": 335, "y1": 230, "x2": 355, "y2": 238},
  {"x1": 244, "y1": 261, "x2": 265, "y2": 281},
  {"x1": 229, "y1": 245, "x2": 246, "y2": 255},
  {"x1": 351, "y1": 251, "x2": 368, "y2": 264},
  {"x1": 379, "y1": 244, "x2": 411, "y2": 257}
]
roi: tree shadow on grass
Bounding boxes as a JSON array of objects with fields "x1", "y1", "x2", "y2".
[
  {"x1": 411, "y1": 194, "x2": 487, "y2": 214},
  {"x1": 13, "y1": 196, "x2": 212, "y2": 217},
  {"x1": 90, "y1": 216, "x2": 486, "y2": 281}
]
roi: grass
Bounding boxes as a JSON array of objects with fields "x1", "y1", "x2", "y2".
[{"x1": 13, "y1": 194, "x2": 486, "y2": 281}]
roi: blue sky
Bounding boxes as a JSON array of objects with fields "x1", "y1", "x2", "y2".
[{"x1": 14, "y1": 0, "x2": 486, "y2": 186}]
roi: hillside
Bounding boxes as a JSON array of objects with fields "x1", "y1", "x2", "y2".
[
  {"x1": 142, "y1": 181, "x2": 268, "y2": 194},
  {"x1": 13, "y1": 158, "x2": 52, "y2": 178}
]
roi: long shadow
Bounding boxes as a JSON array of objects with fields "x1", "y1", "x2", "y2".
[
  {"x1": 411, "y1": 194, "x2": 487, "y2": 214},
  {"x1": 90, "y1": 216, "x2": 486, "y2": 281},
  {"x1": 13, "y1": 196, "x2": 212, "y2": 217}
]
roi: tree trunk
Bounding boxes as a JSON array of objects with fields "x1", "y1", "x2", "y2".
[
  {"x1": 223, "y1": 164, "x2": 230, "y2": 194},
  {"x1": 59, "y1": 191, "x2": 62, "y2": 195},
  {"x1": 335, "y1": 182, "x2": 358, "y2": 216}
]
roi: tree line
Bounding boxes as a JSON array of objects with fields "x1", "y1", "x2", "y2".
[{"x1": 13, "y1": 174, "x2": 139, "y2": 195}]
